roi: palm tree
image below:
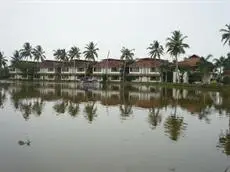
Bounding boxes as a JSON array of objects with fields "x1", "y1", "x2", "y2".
[
  {"x1": 214, "y1": 56, "x2": 225, "y2": 81},
  {"x1": 198, "y1": 54, "x2": 213, "y2": 84},
  {"x1": 33, "y1": 45, "x2": 46, "y2": 62},
  {"x1": 83, "y1": 42, "x2": 99, "y2": 76},
  {"x1": 53, "y1": 49, "x2": 68, "y2": 62},
  {"x1": 68, "y1": 46, "x2": 81, "y2": 81},
  {"x1": 120, "y1": 47, "x2": 135, "y2": 82},
  {"x1": 166, "y1": 30, "x2": 189, "y2": 83},
  {"x1": 83, "y1": 42, "x2": 99, "y2": 62},
  {"x1": 147, "y1": 40, "x2": 164, "y2": 59},
  {"x1": 20, "y1": 42, "x2": 33, "y2": 61},
  {"x1": 11, "y1": 50, "x2": 21, "y2": 66},
  {"x1": 220, "y1": 24, "x2": 230, "y2": 47},
  {"x1": 0, "y1": 51, "x2": 7, "y2": 68}
]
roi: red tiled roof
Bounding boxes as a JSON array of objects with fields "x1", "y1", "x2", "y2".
[
  {"x1": 178, "y1": 54, "x2": 201, "y2": 67},
  {"x1": 223, "y1": 70, "x2": 230, "y2": 76},
  {"x1": 94, "y1": 58, "x2": 123, "y2": 68},
  {"x1": 40, "y1": 60, "x2": 60, "y2": 68},
  {"x1": 129, "y1": 58, "x2": 165, "y2": 68}
]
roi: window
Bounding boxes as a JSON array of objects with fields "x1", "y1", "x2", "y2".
[
  {"x1": 48, "y1": 75, "x2": 53, "y2": 79},
  {"x1": 130, "y1": 67, "x2": 139, "y2": 72},
  {"x1": 62, "y1": 67, "x2": 69, "y2": 72},
  {"x1": 62, "y1": 75, "x2": 69, "y2": 79},
  {"x1": 151, "y1": 68, "x2": 156, "y2": 72},
  {"x1": 78, "y1": 68, "x2": 84, "y2": 72},
  {"x1": 48, "y1": 68, "x2": 54, "y2": 72},
  {"x1": 111, "y1": 67, "x2": 119, "y2": 72},
  {"x1": 111, "y1": 76, "x2": 119, "y2": 80},
  {"x1": 94, "y1": 67, "x2": 101, "y2": 72},
  {"x1": 150, "y1": 76, "x2": 160, "y2": 81},
  {"x1": 34, "y1": 74, "x2": 40, "y2": 78}
]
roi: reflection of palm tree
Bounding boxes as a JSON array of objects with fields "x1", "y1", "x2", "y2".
[
  {"x1": 68, "y1": 102, "x2": 79, "y2": 117},
  {"x1": 119, "y1": 104, "x2": 133, "y2": 119},
  {"x1": 218, "y1": 115, "x2": 230, "y2": 156},
  {"x1": 164, "y1": 115, "x2": 186, "y2": 141},
  {"x1": 32, "y1": 99, "x2": 44, "y2": 116},
  {"x1": 148, "y1": 108, "x2": 162, "y2": 129},
  {"x1": 19, "y1": 102, "x2": 32, "y2": 120},
  {"x1": 164, "y1": 101, "x2": 187, "y2": 141},
  {"x1": 53, "y1": 100, "x2": 68, "y2": 114},
  {"x1": 0, "y1": 89, "x2": 6, "y2": 108},
  {"x1": 84, "y1": 101, "x2": 97, "y2": 123}
]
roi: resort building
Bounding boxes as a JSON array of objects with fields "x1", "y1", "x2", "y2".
[
  {"x1": 9, "y1": 55, "x2": 212, "y2": 83},
  {"x1": 128, "y1": 58, "x2": 164, "y2": 82},
  {"x1": 93, "y1": 58, "x2": 123, "y2": 82}
]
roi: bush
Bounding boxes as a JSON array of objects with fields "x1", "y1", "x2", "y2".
[{"x1": 223, "y1": 76, "x2": 230, "y2": 85}]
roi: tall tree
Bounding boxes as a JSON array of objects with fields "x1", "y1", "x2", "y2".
[
  {"x1": 83, "y1": 42, "x2": 99, "y2": 62},
  {"x1": 214, "y1": 56, "x2": 226, "y2": 81},
  {"x1": 120, "y1": 47, "x2": 135, "y2": 82},
  {"x1": 11, "y1": 50, "x2": 21, "y2": 66},
  {"x1": 53, "y1": 49, "x2": 68, "y2": 62},
  {"x1": 83, "y1": 42, "x2": 99, "y2": 76},
  {"x1": 68, "y1": 46, "x2": 81, "y2": 80},
  {"x1": 147, "y1": 40, "x2": 164, "y2": 59},
  {"x1": 33, "y1": 45, "x2": 46, "y2": 62},
  {"x1": 197, "y1": 54, "x2": 213, "y2": 84},
  {"x1": 0, "y1": 51, "x2": 7, "y2": 68},
  {"x1": 68, "y1": 46, "x2": 81, "y2": 61},
  {"x1": 20, "y1": 42, "x2": 33, "y2": 61},
  {"x1": 166, "y1": 30, "x2": 189, "y2": 83},
  {"x1": 220, "y1": 24, "x2": 230, "y2": 47}
]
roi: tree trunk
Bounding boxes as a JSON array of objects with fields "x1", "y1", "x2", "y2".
[
  {"x1": 175, "y1": 55, "x2": 179, "y2": 83},
  {"x1": 123, "y1": 61, "x2": 126, "y2": 83}
]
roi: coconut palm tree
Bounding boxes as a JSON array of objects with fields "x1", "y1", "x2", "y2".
[
  {"x1": 53, "y1": 100, "x2": 68, "y2": 114},
  {"x1": 68, "y1": 46, "x2": 81, "y2": 81},
  {"x1": 53, "y1": 49, "x2": 68, "y2": 62},
  {"x1": 220, "y1": 24, "x2": 230, "y2": 47},
  {"x1": 20, "y1": 42, "x2": 33, "y2": 61},
  {"x1": 120, "y1": 47, "x2": 135, "y2": 82},
  {"x1": 147, "y1": 40, "x2": 164, "y2": 59},
  {"x1": 11, "y1": 50, "x2": 21, "y2": 66},
  {"x1": 197, "y1": 54, "x2": 213, "y2": 84},
  {"x1": 83, "y1": 42, "x2": 99, "y2": 62},
  {"x1": 33, "y1": 45, "x2": 46, "y2": 62},
  {"x1": 214, "y1": 56, "x2": 226, "y2": 81},
  {"x1": 0, "y1": 51, "x2": 7, "y2": 68},
  {"x1": 83, "y1": 42, "x2": 99, "y2": 76},
  {"x1": 166, "y1": 30, "x2": 189, "y2": 83}
]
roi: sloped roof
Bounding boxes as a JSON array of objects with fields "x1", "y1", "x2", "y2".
[
  {"x1": 94, "y1": 58, "x2": 123, "y2": 68},
  {"x1": 178, "y1": 55, "x2": 201, "y2": 67},
  {"x1": 129, "y1": 58, "x2": 165, "y2": 68}
]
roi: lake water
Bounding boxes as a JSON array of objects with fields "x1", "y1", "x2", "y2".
[{"x1": 0, "y1": 81, "x2": 229, "y2": 172}]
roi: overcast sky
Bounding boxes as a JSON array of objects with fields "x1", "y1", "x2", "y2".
[{"x1": 0, "y1": 0, "x2": 229, "y2": 62}]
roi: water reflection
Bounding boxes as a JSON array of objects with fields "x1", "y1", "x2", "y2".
[
  {"x1": 2, "y1": 82, "x2": 230, "y2": 148},
  {"x1": 1, "y1": 81, "x2": 230, "y2": 172}
]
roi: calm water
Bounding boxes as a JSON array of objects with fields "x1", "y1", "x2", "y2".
[{"x1": 0, "y1": 81, "x2": 230, "y2": 172}]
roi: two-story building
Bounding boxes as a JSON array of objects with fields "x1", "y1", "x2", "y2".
[
  {"x1": 93, "y1": 59, "x2": 123, "y2": 82},
  {"x1": 128, "y1": 58, "x2": 163, "y2": 82}
]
